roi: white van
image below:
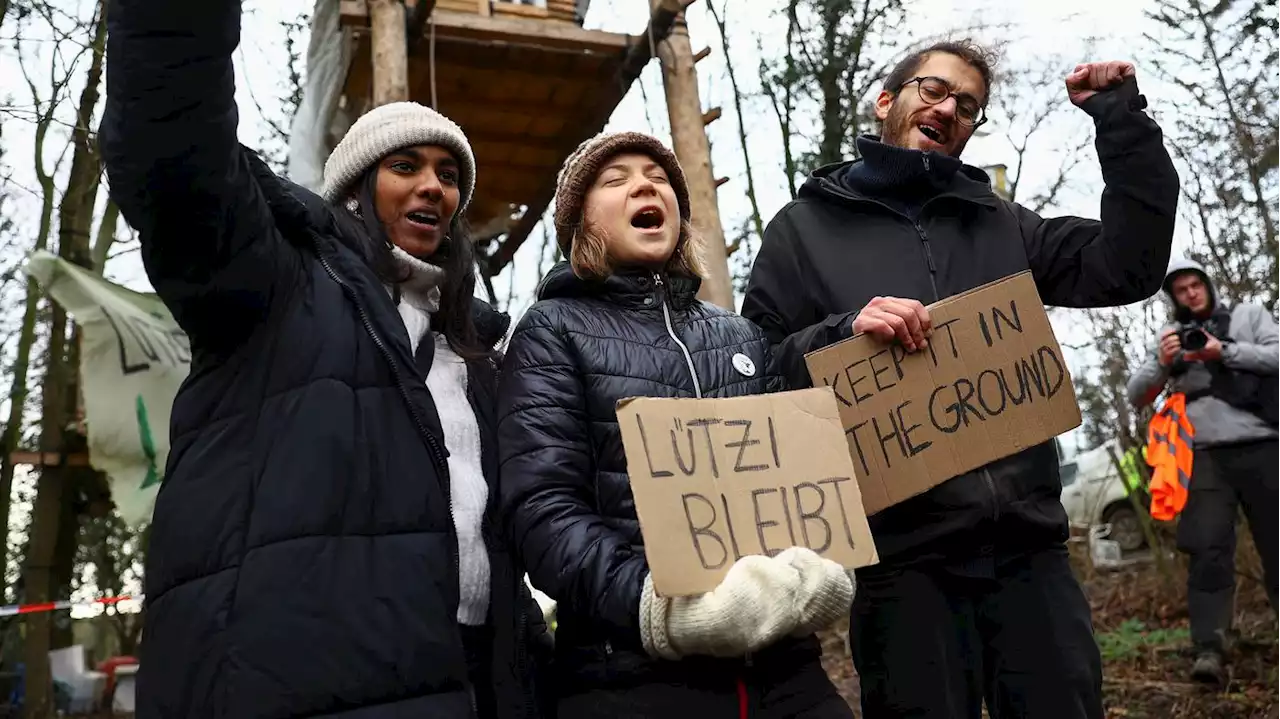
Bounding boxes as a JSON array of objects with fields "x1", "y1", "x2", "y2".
[{"x1": 1058, "y1": 440, "x2": 1147, "y2": 552}]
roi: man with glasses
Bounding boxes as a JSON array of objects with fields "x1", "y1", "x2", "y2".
[{"x1": 743, "y1": 40, "x2": 1178, "y2": 718}]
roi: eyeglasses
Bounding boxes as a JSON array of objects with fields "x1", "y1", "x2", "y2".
[{"x1": 899, "y1": 76, "x2": 987, "y2": 128}]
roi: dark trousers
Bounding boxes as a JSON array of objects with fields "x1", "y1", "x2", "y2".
[
  {"x1": 850, "y1": 546, "x2": 1103, "y2": 719},
  {"x1": 556, "y1": 659, "x2": 851, "y2": 719},
  {"x1": 1177, "y1": 439, "x2": 1279, "y2": 654},
  {"x1": 462, "y1": 623, "x2": 498, "y2": 719}
]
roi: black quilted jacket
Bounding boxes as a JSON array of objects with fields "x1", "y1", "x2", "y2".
[
  {"x1": 497, "y1": 263, "x2": 824, "y2": 690},
  {"x1": 101, "y1": 2, "x2": 547, "y2": 716}
]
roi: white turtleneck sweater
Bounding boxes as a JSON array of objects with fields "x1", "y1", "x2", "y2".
[{"x1": 390, "y1": 247, "x2": 491, "y2": 627}]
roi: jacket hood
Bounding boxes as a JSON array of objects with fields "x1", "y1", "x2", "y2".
[
  {"x1": 471, "y1": 297, "x2": 512, "y2": 349},
  {"x1": 535, "y1": 261, "x2": 700, "y2": 310},
  {"x1": 1162, "y1": 257, "x2": 1218, "y2": 314}
]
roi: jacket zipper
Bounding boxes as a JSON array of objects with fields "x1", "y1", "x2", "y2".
[
  {"x1": 912, "y1": 221, "x2": 941, "y2": 303},
  {"x1": 908, "y1": 220, "x2": 998, "y2": 518},
  {"x1": 982, "y1": 467, "x2": 1000, "y2": 521},
  {"x1": 653, "y1": 274, "x2": 755, "y2": 666},
  {"x1": 517, "y1": 608, "x2": 536, "y2": 716},
  {"x1": 312, "y1": 243, "x2": 460, "y2": 580},
  {"x1": 654, "y1": 273, "x2": 703, "y2": 398},
  {"x1": 831, "y1": 177, "x2": 1001, "y2": 521}
]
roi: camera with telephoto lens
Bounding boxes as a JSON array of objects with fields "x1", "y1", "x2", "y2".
[{"x1": 1178, "y1": 321, "x2": 1209, "y2": 352}]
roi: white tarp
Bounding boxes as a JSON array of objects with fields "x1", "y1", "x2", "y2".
[
  {"x1": 25, "y1": 252, "x2": 190, "y2": 526},
  {"x1": 287, "y1": 0, "x2": 355, "y2": 192}
]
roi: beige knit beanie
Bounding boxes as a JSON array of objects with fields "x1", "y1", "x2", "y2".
[
  {"x1": 552, "y1": 131, "x2": 691, "y2": 255},
  {"x1": 321, "y1": 102, "x2": 476, "y2": 211}
]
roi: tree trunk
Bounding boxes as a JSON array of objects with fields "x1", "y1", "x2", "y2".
[
  {"x1": 707, "y1": 0, "x2": 764, "y2": 253},
  {"x1": 0, "y1": 86, "x2": 61, "y2": 604},
  {"x1": 369, "y1": 0, "x2": 409, "y2": 106},
  {"x1": 654, "y1": 5, "x2": 733, "y2": 310},
  {"x1": 815, "y1": 0, "x2": 847, "y2": 167},
  {"x1": 21, "y1": 3, "x2": 109, "y2": 715}
]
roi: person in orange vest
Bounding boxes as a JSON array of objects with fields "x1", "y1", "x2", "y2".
[{"x1": 1128, "y1": 258, "x2": 1277, "y2": 686}]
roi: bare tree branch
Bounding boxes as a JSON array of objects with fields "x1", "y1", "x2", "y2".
[{"x1": 707, "y1": 0, "x2": 764, "y2": 255}]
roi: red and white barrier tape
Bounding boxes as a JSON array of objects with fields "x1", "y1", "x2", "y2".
[{"x1": 0, "y1": 594, "x2": 140, "y2": 618}]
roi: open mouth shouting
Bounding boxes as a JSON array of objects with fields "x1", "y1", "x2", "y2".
[
  {"x1": 629, "y1": 204, "x2": 667, "y2": 234},
  {"x1": 917, "y1": 120, "x2": 947, "y2": 147}
]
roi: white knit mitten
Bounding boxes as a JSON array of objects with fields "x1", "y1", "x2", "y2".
[
  {"x1": 776, "y1": 547, "x2": 855, "y2": 637},
  {"x1": 638, "y1": 553, "x2": 806, "y2": 661}
]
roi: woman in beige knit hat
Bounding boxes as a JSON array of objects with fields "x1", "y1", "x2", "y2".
[
  {"x1": 496, "y1": 131, "x2": 855, "y2": 718},
  {"x1": 100, "y1": 1, "x2": 547, "y2": 715}
]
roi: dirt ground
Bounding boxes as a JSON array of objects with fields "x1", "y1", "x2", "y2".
[{"x1": 818, "y1": 532, "x2": 1278, "y2": 718}]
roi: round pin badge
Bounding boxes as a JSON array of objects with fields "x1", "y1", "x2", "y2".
[{"x1": 732, "y1": 352, "x2": 757, "y2": 377}]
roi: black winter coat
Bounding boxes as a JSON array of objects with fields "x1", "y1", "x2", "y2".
[
  {"x1": 496, "y1": 263, "x2": 825, "y2": 691},
  {"x1": 741, "y1": 78, "x2": 1179, "y2": 568},
  {"x1": 102, "y1": 2, "x2": 547, "y2": 717}
]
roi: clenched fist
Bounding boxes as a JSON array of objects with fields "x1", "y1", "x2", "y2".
[
  {"x1": 1066, "y1": 61, "x2": 1136, "y2": 107},
  {"x1": 853, "y1": 296, "x2": 932, "y2": 352}
]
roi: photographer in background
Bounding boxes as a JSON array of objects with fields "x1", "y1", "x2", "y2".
[{"x1": 1128, "y1": 258, "x2": 1278, "y2": 686}]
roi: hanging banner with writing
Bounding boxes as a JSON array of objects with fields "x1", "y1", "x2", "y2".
[
  {"x1": 26, "y1": 251, "x2": 189, "y2": 527},
  {"x1": 804, "y1": 271, "x2": 1082, "y2": 516},
  {"x1": 617, "y1": 388, "x2": 879, "y2": 597}
]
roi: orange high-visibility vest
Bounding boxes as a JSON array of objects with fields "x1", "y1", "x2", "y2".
[{"x1": 1146, "y1": 393, "x2": 1195, "y2": 521}]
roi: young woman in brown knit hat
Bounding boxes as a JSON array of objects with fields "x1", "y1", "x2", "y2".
[{"x1": 496, "y1": 131, "x2": 855, "y2": 718}]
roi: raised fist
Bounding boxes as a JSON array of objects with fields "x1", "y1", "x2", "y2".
[{"x1": 1066, "y1": 61, "x2": 1136, "y2": 107}]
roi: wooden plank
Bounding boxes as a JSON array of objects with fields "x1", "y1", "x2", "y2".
[
  {"x1": 546, "y1": 0, "x2": 579, "y2": 22},
  {"x1": 477, "y1": 0, "x2": 491, "y2": 16},
  {"x1": 435, "y1": 97, "x2": 577, "y2": 123},
  {"x1": 344, "y1": 5, "x2": 629, "y2": 53},
  {"x1": 434, "y1": 0, "x2": 474, "y2": 11},
  {"x1": 491, "y1": 1, "x2": 550, "y2": 20},
  {"x1": 482, "y1": 155, "x2": 566, "y2": 171},
  {"x1": 420, "y1": 44, "x2": 612, "y2": 89},
  {"x1": 411, "y1": 60, "x2": 599, "y2": 93},
  {"x1": 424, "y1": 9, "x2": 626, "y2": 53},
  {"x1": 9, "y1": 452, "x2": 90, "y2": 468},
  {"x1": 470, "y1": 138, "x2": 562, "y2": 164},
  {"x1": 475, "y1": 173, "x2": 551, "y2": 199}
]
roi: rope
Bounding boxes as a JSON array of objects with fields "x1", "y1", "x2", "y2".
[{"x1": 429, "y1": 11, "x2": 438, "y2": 109}]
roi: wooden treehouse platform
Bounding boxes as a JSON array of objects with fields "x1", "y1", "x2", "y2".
[{"x1": 336, "y1": 0, "x2": 691, "y2": 275}]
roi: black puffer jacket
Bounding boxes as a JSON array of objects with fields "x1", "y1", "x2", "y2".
[
  {"x1": 102, "y1": 2, "x2": 546, "y2": 716},
  {"x1": 497, "y1": 263, "x2": 824, "y2": 691},
  {"x1": 741, "y1": 78, "x2": 1179, "y2": 568}
]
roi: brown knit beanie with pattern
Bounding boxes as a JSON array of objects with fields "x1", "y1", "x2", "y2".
[{"x1": 553, "y1": 132, "x2": 691, "y2": 255}]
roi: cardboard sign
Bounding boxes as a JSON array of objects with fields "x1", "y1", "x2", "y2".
[
  {"x1": 804, "y1": 271, "x2": 1082, "y2": 516},
  {"x1": 617, "y1": 388, "x2": 879, "y2": 597}
]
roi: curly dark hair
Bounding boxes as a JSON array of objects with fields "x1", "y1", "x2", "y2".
[{"x1": 883, "y1": 39, "x2": 999, "y2": 102}]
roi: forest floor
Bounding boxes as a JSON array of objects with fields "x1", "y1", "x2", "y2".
[{"x1": 819, "y1": 530, "x2": 1277, "y2": 718}]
